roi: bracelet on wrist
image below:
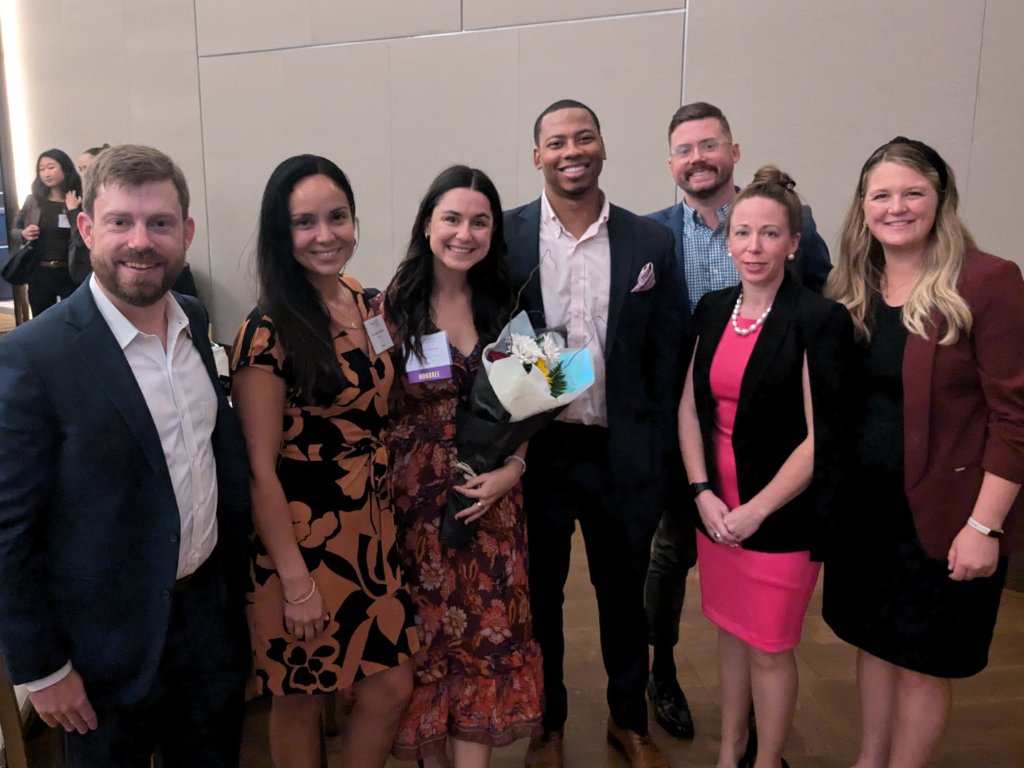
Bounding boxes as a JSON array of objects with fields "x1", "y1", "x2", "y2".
[
  {"x1": 967, "y1": 516, "x2": 1004, "y2": 539},
  {"x1": 690, "y1": 481, "x2": 713, "y2": 498},
  {"x1": 284, "y1": 578, "x2": 317, "y2": 605},
  {"x1": 504, "y1": 455, "x2": 527, "y2": 475}
]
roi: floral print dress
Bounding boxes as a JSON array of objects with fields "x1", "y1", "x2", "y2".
[
  {"x1": 371, "y1": 295, "x2": 543, "y2": 760},
  {"x1": 231, "y1": 276, "x2": 418, "y2": 695}
]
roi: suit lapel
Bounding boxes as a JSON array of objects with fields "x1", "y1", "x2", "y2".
[
  {"x1": 738, "y1": 275, "x2": 799, "y2": 406},
  {"x1": 66, "y1": 288, "x2": 175, "y2": 491},
  {"x1": 903, "y1": 317, "x2": 938, "y2": 490},
  {"x1": 606, "y1": 205, "x2": 636, "y2": 361},
  {"x1": 510, "y1": 201, "x2": 546, "y2": 328}
]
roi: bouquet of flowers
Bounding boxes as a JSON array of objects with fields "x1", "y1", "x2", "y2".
[{"x1": 440, "y1": 311, "x2": 594, "y2": 545}]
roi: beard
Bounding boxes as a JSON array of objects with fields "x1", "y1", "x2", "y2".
[
  {"x1": 682, "y1": 162, "x2": 732, "y2": 200},
  {"x1": 91, "y1": 247, "x2": 184, "y2": 308}
]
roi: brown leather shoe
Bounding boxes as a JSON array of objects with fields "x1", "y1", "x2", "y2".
[
  {"x1": 525, "y1": 729, "x2": 565, "y2": 768},
  {"x1": 606, "y1": 718, "x2": 671, "y2": 768}
]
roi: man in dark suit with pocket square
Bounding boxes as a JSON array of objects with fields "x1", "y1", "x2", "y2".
[
  {"x1": 0, "y1": 145, "x2": 252, "y2": 767},
  {"x1": 504, "y1": 100, "x2": 683, "y2": 768}
]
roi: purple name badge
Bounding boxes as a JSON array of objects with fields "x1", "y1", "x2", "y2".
[
  {"x1": 405, "y1": 331, "x2": 453, "y2": 384},
  {"x1": 408, "y1": 365, "x2": 452, "y2": 384}
]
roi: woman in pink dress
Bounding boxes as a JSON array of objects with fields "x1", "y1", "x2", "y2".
[{"x1": 678, "y1": 167, "x2": 855, "y2": 768}]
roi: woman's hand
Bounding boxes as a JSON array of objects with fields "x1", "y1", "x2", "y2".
[
  {"x1": 454, "y1": 462, "x2": 522, "y2": 522},
  {"x1": 65, "y1": 191, "x2": 81, "y2": 211},
  {"x1": 21, "y1": 224, "x2": 40, "y2": 241},
  {"x1": 947, "y1": 526, "x2": 1000, "y2": 581},
  {"x1": 282, "y1": 579, "x2": 330, "y2": 642},
  {"x1": 723, "y1": 502, "x2": 767, "y2": 542},
  {"x1": 696, "y1": 490, "x2": 739, "y2": 545}
]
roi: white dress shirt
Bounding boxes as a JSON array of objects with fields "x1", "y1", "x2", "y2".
[
  {"x1": 538, "y1": 190, "x2": 611, "y2": 427},
  {"x1": 27, "y1": 279, "x2": 221, "y2": 692}
]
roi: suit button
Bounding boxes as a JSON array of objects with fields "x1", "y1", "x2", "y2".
[
  {"x1": 170, "y1": 533, "x2": 179, "y2": 543},
  {"x1": 162, "y1": 589, "x2": 171, "y2": 600}
]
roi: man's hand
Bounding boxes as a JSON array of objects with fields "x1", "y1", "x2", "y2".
[{"x1": 28, "y1": 669, "x2": 98, "y2": 733}]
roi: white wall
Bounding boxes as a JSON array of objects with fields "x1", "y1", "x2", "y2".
[{"x1": 6, "y1": 0, "x2": 1022, "y2": 341}]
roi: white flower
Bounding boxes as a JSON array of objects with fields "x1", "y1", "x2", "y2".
[
  {"x1": 510, "y1": 334, "x2": 542, "y2": 365},
  {"x1": 539, "y1": 333, "x2": 562, "y2": 365}
]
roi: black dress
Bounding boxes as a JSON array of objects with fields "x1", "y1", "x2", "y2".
[
  {"x1": 27, "y1": 198, "x2": 78, "y2": 317},
  {"x1": 822, "y1": 300, "x2": 1007, "y2": 678}
]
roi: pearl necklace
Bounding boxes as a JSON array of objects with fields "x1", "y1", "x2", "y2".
[{"x1": 731, "y1": 291, "x2": 771, "y2": 336}]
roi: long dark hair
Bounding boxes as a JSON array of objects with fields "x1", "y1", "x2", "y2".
[
  {"x1": 32, "y1": 149, "x2": 81, "y2": 204},
  {"x1": 385, "y1": 165, "x2": 514, "y2": 363},
  {"x1": 255, "y1": 154, "x2": 356, "y2": 407}
]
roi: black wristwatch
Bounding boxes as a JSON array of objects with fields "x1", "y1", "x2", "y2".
[{"x1": 690, "y1": 481, "x2": 713, "y2": 498}]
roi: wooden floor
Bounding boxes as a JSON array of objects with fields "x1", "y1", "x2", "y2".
[{"x1": 21, "y1": 528, "x2": 1024, "y2": 766}]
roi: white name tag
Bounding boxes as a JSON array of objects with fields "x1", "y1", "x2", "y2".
[
  {"x1": 363, "y1": 315, "x2": 394, "y2": 355},
  {"x1": 57, "y1": 213, "x2": 70, "y2": 229},
  {"x1": 406, "y1": 331, "x2": 453, "y2": 383}
]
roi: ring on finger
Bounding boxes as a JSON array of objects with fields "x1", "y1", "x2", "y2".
[{"x1": 476, "y1": 501, "x2": 483, "y2": 508}]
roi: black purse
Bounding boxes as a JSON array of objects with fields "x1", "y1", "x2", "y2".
[{"x1": 1, "y1": 242, "x2": 38, "y2": 285}]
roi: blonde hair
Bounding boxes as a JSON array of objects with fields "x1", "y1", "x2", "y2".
[{"x1": 826, "y1": 140, "x2": 974, "y2": 345}]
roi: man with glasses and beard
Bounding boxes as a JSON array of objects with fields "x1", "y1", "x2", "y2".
[
  {"x1": 643, "y1": 102, "x2": 832, "y2": 741},
  {"x1": 0, "y1": 145, "x2": 251, "y2": 767}
]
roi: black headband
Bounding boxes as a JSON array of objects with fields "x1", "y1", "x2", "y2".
[{"x1": 858, "y1": 136, "x2": 948, "y2": 197}]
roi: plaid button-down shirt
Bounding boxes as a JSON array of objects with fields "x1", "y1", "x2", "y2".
[{"x1": 681, "y1": 200, "x2": 738, "y2": 311}]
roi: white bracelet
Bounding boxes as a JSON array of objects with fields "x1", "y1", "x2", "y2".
[
  {"x1": 504, "y1": 455, "x2": 526, "y2": 475},
  {"x1": 967, "y1": 516, "x2": 1004, "y2": 539}
]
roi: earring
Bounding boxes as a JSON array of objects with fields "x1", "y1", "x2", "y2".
[
  {"x1": 727, "y1": 252, "x2": 733, "y2": 258},
  {"x1": 787, "y1": 253, "x2": 795, "y2": 260}
]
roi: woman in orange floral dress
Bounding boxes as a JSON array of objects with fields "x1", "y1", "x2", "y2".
[
  {"x1": 231, "y1": 155, "x2": 418, "y2": 768},
  {"x1": 373, "y1": 166, "x2": 543, "y2": 768}
]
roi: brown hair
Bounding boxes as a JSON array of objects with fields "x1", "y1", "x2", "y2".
[
  {"x1": 725, "y1": 165, "x2": 803, "y2": 236},
  {"x1": 83, "y1": 144, "x2": 190, "y2": 219},
  {"x1": 667, "y1": 101, "x2": 732, "y2": 143},
  {"x1": 826, "y1": 139, "x2": 973, "y2": 344}
]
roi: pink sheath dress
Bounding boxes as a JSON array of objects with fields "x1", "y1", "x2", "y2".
[{"x1": 696, "y1": 317, "x2": 820, "y2": 653}]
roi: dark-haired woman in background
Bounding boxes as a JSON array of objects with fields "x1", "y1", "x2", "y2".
[
  {"x1": 76, "y1": 143, "x2": 110, "y2": 176},
  {"x1": 824, "y1": 138, "x2": 1024, "y2": 768},
  {"x1": 680, "y1": 167, "x2": 853, "y2": 768},
  {"x1": 12, "y1": 149, "x2": 82, "y2": 316},
  {"x1": 373, "y1": 166, "x2": 542, "y2": 768},
  {"x1": 231, "y1": 155, "x2": 418, "y2": 768}
]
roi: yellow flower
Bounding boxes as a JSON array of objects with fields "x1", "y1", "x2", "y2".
[{"x1": 535, "y1": 358, "x2": 553, "y2": 387}]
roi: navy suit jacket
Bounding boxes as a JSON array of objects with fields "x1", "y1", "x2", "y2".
[
  {"x1": 0, "y1": 283, "x2": 251, "y2": 707},
  {"x1": 503, "y1": 198, "x2": 684, "y2": 534},
  {"x1": 647, "y1": 200, "x2": 833, "y2": 321}
]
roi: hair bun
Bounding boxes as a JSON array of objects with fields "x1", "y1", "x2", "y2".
[{"x1": 750, "y1": 164, "x2": 796, "y2": 192}]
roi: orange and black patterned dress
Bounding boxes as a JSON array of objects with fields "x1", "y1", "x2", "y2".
[
  {"x1": 231, "y1": 276, "x2": 418, "y2": 695},
  {"x1": 370, "y1": 295, "x2": 543, "y2": 760}
]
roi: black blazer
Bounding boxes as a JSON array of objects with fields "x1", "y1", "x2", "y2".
[
  {"x1": 691, "y1": 273, "x2": 855, "y2": 555},
  {"x1": 504, "y1": 197, "x2": 685, "y2": 532},
  {"x1": 0, "y1": 282, "x2": 251, "y2": 706}
]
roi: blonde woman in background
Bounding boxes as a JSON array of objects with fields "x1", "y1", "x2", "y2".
[{"x1": 824, "y1": 137, "x2": 1024, "y2": 768}]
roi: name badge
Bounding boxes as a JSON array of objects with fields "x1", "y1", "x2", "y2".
[
  {"x1": 58, "y1": 213, "x2": 70, "y2": 229},
  {"x1": 363, "y1": 315, "x2": 394, "y2": 355},
  {"x1": 406, "y1": 331, "x2": 452, "y2": 383}
]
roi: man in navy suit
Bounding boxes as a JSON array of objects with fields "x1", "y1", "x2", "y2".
[
  {"x1": 643, "y1": 102, "x2": 832, "y2": 740},
  {"x1": 504, "y1": 100, "x2": 682, "y2": 768},
  {"x1": 0, "y1": 145, "x2": 251, "y2": 767}
]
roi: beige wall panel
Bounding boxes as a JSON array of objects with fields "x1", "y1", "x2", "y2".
[
  {"x1": 684, "y1": 0, "x2": 985, "y2": 256},
  {"x1": 198, "y1": 43, "x2": 393, "y2": 339},
  {"x1": 195, "y1": 0, "x2": 460, "y2": 57},
  {"x1": 11, "y1": 0, "x2": 211, "y2": 297},
  {"x1": 194, "y1": 0, "x2": 312, "y2": 57},
  {"x1": 515, "y1": 13, "x2": 685, "y2": 215},
  {"x1": 387, "y1": 29, "x2": 520, "y2": 267},
  {"x1": 962, "y1": 0, "x2": 1024, "y2": 269},
  {"x1": 310, "y1": 0, "x2": 460, "y2": 46},
  {"x1": 464, "y1": 0, "x2": 685, "y2": 31}
]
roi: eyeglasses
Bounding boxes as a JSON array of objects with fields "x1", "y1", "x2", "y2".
[{"x1": 670, "y1": 139, "x2": 728, "y2": 159}]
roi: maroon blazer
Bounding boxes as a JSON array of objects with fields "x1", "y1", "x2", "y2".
[{"x1": 903, "y1": 249, "x2": 1024, "y2": 558}]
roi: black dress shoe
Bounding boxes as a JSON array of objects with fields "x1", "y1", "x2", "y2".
[{"x1": 646, "y1": 672, "x2": 695, "y2": 739}]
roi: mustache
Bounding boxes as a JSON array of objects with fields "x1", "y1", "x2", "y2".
[
  {"x1": 686, "y1": 162, "x2": 719, "y2": 178},
  {"x1": 119, "y1": 248, "x2": 163, "y2": 263}
]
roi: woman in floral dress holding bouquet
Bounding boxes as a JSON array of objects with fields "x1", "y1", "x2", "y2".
[{"x1": 372, "y1": 165, "x2": 543, "y2": 768}]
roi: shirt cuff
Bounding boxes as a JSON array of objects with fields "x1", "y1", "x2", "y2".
[{"x1": 23, "y1": 661, "x2": 73, "y2": 692}]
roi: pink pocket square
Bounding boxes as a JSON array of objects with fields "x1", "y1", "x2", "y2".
[{"x1": 631, "y1": 262, "x2": 656, "y2": 293}]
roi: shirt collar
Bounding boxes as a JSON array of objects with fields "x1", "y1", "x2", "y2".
[
  {"x1": 681, "y1": 198, "x2": 731, "y2": 231},
  {"x1": 89, "y1": 274, "x2": 190, "y2": 350},
  {"x1": 540, "y1": 189, "x2": 610, "y2": 234}
]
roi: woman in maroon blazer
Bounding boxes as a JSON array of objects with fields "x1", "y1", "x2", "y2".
[{"x1": 824, "y1": 137, "x2": 1024, "y2": 768}]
